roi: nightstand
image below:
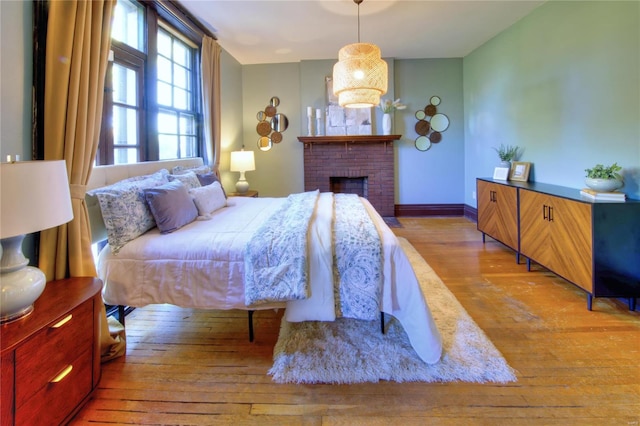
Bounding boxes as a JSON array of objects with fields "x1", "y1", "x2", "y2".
[
  {"x1": 228, "y1": 190, "x2": 258, "y2": 197},
  {"x1": 1, "y1": 277, "x2": 102, "y2": 426}
]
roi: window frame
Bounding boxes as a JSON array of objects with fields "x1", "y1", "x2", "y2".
[{"x1": 32, "y1": 0, "x2": 214, "y2": 164}]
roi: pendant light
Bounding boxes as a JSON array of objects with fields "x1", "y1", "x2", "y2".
[{"x1": 332, "y1": 0, "x2": 388, "y2": 108}]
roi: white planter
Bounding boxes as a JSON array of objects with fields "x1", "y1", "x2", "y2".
[{"x1": 584, "y1": 178, "x2": 623, "y2": 192}]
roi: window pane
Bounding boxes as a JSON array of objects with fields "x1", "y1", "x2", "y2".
[
  {"x1": 114, "y1": 147, "x2": 138, "y2": 164},
  {"x1": 157, "y1": 29, "x2": 172, "y2": 58},
  {"x1": 158, "y1": 134, "x2": 179, "y2": 160},
  {"x1": 158, "y1": 111, "x2": 177, "y2": 134},
  {"x1": 112, "y1": 0, "x2": 144, "y2": 52},
  {"x1": 174, "y1": 87, "x2": 188, "y2": 110},
  {"x1": 180, "y1": 114, "x2": 195, "y2": 135},
  {"x1": 113, "y1": 106, "x2": 138, "y2": 146},
  {"x1": 157, "y1": 81, "x2": 172, "y2": 106},
  {"x1": 173, "y1": 41, "x2": 190, "y2": 67},
  {"x1": 173, "y1": 64, "x2": 188, "y2": 89},
  {"x1": 181, "y1": 136, "x2": 197, "y2": 158},
  {"x1": 113, "y1": 63, "x2": 137, "y2": 106},
  {"x1": 157, "y1": 56, "x2": 172, "y2": 83}
]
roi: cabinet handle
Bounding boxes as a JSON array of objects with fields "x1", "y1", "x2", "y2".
[
  {"x1": 51, "y1": 314, "x2": 73, "y2": 329},
  {"x1": 543, "y1": 205, "x2": 548, "y2": 220},
  {"x1": 51, "y1": 365, "x2": 73, "y2": 383},
  {"x1": 549, "y1": 206, "x2": 554, "y2": 222},
  {"x1": 490, "y1": 190, "x2": 496, "y2": 202}
]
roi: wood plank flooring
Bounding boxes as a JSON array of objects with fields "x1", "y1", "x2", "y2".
[{"x1": 71, "y1": 217, "x2": 640, "y2": 425}]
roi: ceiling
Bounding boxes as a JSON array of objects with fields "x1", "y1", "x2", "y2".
[{"x1": 178, "y1": 0, "x2": 545, "y2": 65}]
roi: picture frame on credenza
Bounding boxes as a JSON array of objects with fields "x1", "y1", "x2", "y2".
[{"x1": 510, "y1": 162, "x2": 532, "y2": 182}]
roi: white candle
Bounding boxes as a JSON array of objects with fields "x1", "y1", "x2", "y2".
[
  {"x1": 307, "y1": 106, "x2": 313, "y2": 117},
  {"x1": 316, "y1": 108, "x2": 322, "y2": 118}
]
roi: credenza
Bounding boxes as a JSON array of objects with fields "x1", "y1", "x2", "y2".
[{"x1": 477, "y1": 178, "x2": 640, "y2": 310}]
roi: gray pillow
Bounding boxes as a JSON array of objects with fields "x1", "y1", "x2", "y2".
[{"x1": 143, "y1": 181, "x2": 198, "y2": 233}]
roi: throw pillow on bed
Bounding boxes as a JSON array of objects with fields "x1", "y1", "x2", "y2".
[
  {"x1": 189, "y1": 181, "x2": 227, "y2": 217},
  {"x1": 143, "y1": 180, "x2": 198, "y2": 233},
  {"x1": 196, "y1": 172, "x2": 227, "y2": 198},
  {"x1": 171, "y1": 165, "x2": 211, "y2": 176},
  {"x1": 89, "y1": 171, "x2": 170, "y2": 253},
  {"x1": 167, "y1": 171, "x2": 201, "y2": 190}
]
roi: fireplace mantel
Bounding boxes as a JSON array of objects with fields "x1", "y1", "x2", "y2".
[{"x1": 298, "y1": 135, "x2": 401, "y2": 145}]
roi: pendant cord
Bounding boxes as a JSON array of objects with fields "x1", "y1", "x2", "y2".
[{"x1": 357, "y1": 2, "x2": 360, "y2": 43}]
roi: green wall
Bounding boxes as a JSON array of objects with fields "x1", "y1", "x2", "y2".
[
  {"x1": 5, "y1": 0, "x2": 639, "y2": 210},
  {"x1": 463, "y1": 0, "x2": 640, "y2": 205},
  {"x1": 1, "y1": 0, "x2": 32, "y2": 161}
]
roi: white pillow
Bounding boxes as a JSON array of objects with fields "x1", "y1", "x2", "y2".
[{"x1": 189, "y1": 181, "x2": 227, "y2": 216}]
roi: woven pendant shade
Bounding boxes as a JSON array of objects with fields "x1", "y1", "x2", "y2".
[{"x1": 333, "y1": 42, "x2": 388, "y2": 108}]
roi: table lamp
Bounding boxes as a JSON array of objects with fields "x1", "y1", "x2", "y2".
[
  {"x1": 229, "y1": 149, "x2": 255, "y2": 194},
  {"x1": 0, "y1": 159, "x2": 74, "y2": 323}
]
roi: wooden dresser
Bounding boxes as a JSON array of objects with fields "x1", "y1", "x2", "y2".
[
  {"x1": 477, "y1": 178, "x2": 640, "y2": 310},
  {"x1": 1, "y1": 277, "x2": 102, "y2": 425}
]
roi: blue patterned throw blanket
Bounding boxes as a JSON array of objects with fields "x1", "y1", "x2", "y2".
[
  {"x1": 333, "y1": 193, "x2": 382, "y2": 320},
  {"x1": 244, "y1": 192, "x2": 382, "y2": 321},
  {"x1": 244, "y1": 190, "x2": 319, "y2": 305}
]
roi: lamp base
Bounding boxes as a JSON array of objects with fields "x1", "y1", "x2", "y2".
[
  {"x1": 1, "y1": 304, "x2": 34, "y2": 324},
  {"x1": 235, "y1": 180, "x2": 250, "y2": 194},
  {"x1": 0, "y1": 235, "x2": 47, "y2": 323},
  {"x1": 0, "y1": 265, "x2": 46, "y2": 323},
  {"x1": 235, "y1": 172, "x2": 250, "y2": 194}
]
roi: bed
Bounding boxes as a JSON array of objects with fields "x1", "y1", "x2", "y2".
[{"x1": 86, "y1": 158, "x2": 443, "y2": 364}]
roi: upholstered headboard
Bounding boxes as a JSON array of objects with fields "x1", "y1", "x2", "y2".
[{"x1": 86, "y1": 158, "x2": 204, "y2": 244}]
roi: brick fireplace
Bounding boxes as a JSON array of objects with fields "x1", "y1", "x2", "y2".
[{"x1": 298, "y1": 135, "x2": 400, "y2": 217}]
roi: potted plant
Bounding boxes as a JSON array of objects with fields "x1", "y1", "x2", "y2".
[
  {"x1": 584, "y1": 163, "x2": 623, "y2": 192},
  {"x1": 492, "y1": 144, "x2": 520, "y2": 167}
]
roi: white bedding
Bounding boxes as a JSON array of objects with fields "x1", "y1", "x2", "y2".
[{"x1": 98, "y1": 195, "x2": 443, "y2": 364}]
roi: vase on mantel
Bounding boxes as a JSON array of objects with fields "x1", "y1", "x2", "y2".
[{"x1": 382, "y1": 113, "x2": 392, "y2": 135}]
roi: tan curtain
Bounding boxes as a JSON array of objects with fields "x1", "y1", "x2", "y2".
[
  {"x1": 201, "y1": 36, "x2": 222, "y2": 173},
  {"x1": 39, "y1": 0, "x2": 119, "y2": 358}
]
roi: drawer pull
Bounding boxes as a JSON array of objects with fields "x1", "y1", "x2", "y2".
[
  {"x1": 51, "y1": 314, "x2": 73, "y2": 328},
  {"x1": 51, "y1": 365, "x2": 73, "y2": 383}
]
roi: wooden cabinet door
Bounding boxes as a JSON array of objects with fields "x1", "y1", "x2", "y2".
[
  {"x1": 477, "y1": 181, "x2": 518, "y2": 250},
  {"x1": 548, "y1": 196, "x2": 593, "y2": 292},
  {"x1": 519, "y1": 190, "x2": 552, "y2": 265}
]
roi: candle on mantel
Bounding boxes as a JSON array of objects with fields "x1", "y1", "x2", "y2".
[
  {"x1": 307, "y1": 106, "x2": 313, "y2": 117},
  {"x1": 316, "y1": 108, "x2": 322, "y2": 118}
]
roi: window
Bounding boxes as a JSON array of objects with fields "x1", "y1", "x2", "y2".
[{"x1": 97, "y1": 0, "x2": 203, "y2": 165}]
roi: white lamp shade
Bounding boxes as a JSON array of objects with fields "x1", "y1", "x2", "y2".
[
  {"x1": 1, "y1": 160, "x2": 74, "y2": 239},
  {"x1": 333, "y1": 42, "x2": 388, "y2": 108},
  {"x1": 230, "y1": 150, "x2": 255, "y2": 173}
]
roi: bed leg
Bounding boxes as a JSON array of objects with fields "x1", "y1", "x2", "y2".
[
  {"x1": 380, "y1": 312, "x2": 385, "y2": 334},
  {"x1": 248, "y1": 310, "x2": 255, "y2": 342},
  {"x1": 118, "y1": 305, "x2": 126, "y2": 327}
]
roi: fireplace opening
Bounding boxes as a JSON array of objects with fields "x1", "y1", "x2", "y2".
[{"x1": 330, "y1": 176, "x2": 368, "y2": 199}]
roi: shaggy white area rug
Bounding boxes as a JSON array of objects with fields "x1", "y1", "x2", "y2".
[{"x1": 268, "y1": 237, "x2": 517, "y2": 384}]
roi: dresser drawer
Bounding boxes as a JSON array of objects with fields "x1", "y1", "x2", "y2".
[
  {"x1": 15, "y1": 348, "x2": 92, "y2": 426},
  {"x1": 15, "y1": 300, "x2": 94, "y2": 407}
]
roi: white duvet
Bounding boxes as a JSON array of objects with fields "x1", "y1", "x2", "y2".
[{"x1": 98, "y1": 195, "x2": 443, "y2": 364}]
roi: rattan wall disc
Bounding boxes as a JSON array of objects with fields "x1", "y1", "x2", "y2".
[
  {"x1": 257, "y1": 121, "x2": 271, "y2": 136},
  {"x1": 415, "y1": 120, "x2": 431, "y2": 136}
]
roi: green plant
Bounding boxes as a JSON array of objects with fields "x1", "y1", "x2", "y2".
[
  {"x1": 492, "y1": 144, "x2": 520, "y2": 162},
  {"x1": 585, "y1": 163, "x2": 623, "y2": 180}
]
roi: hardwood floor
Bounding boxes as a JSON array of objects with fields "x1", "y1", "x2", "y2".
[{"x1": 71, "y1": 217, "x2": 639, "y2": 425}]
